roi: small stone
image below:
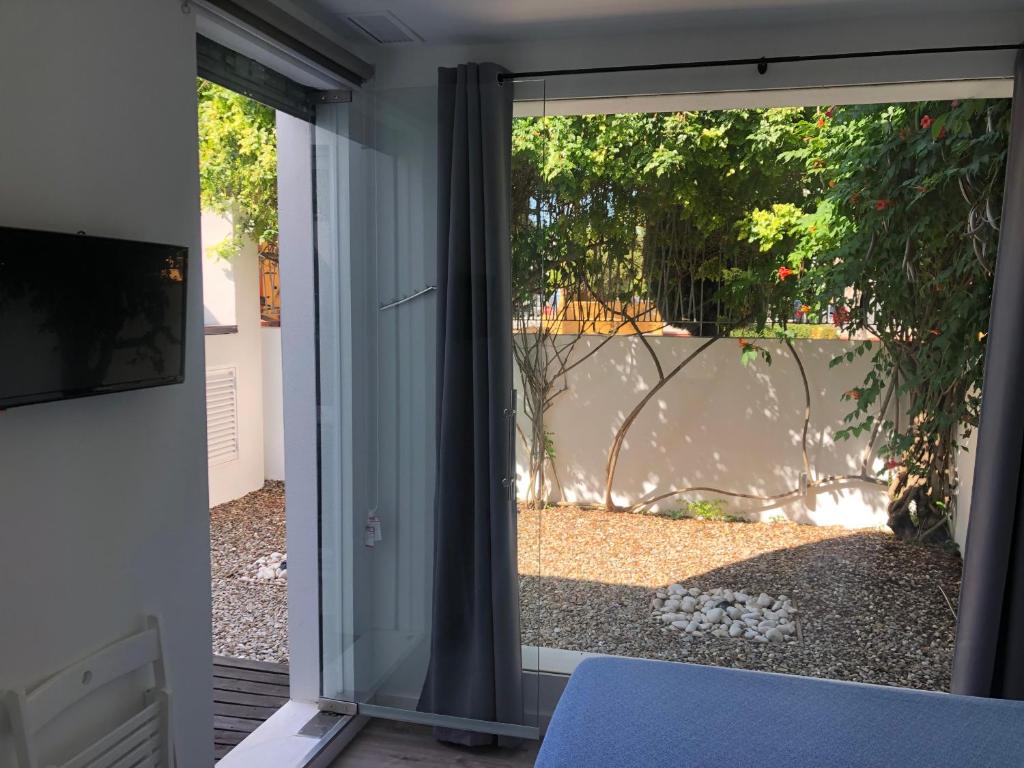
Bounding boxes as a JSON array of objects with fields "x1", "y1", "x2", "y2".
[
  {"x1": 685, "y1": 621, "x2": 699, "y2": 633},
  {"x1": 681, "y1": 596, "x2": 697, "y2": 612},
  {"x1": 756, "y1": 593, "x2": 773, "y2": 608},
  {"x1": 743, "y1": 630, "x2": 758, "y2": 640},
  {"x1": 765, "y1": 628, "x2": 784, "y2": 642},
  {"x1": 692, "y1": 611, "x2": 705, "y2": 623},
  {"x1": 751, "y1": 635, "x2": 769, "y2": 643},
  {"x1": 688, "y1": 587, "x2": 702, "y2": 597},
  {"x1": 705, "y1": 607, "x2": 725, "y2": 623},
  {"x1": 712, "y1": 629, "x2": 729, "y2": 638},
  {"x1": 729, "y1": 622, "x2": 745, "y2": 638},
  {"x1": 668, "y1": 584, "x2": 685, "y2": 595},
  {"x1": 652, "y1": 598, "x2": 665, "y2": 610},
  {"x1": 671, "y1": 621, "x2": 689, "y2": 630}
]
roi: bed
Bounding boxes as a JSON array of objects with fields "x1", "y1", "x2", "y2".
[{"x1": 535, "y1": 657, "x2": 1024, "y2": 767}]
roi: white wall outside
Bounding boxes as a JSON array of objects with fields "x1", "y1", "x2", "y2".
[
  {"x1": 0, "y1": 2, "x2": 212, "y2": 765},
  {"x1": 262, "y1": 326, "x2": 286, "y2": 481},
  {"x1": 517, "y1": 337, "x2": 892, "y2": 528},
  {"x1": 955, "y1": 427, "x2": 979, "y2": 553},
  {"x1": 201, "y1": 213, "x2": 237, "y2": 326},
  {"x1": 203, "y1": 214, "x2": 267, "y2": 506}
]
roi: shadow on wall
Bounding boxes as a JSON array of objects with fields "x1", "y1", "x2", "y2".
[
  {"x1": 516, "y1": 336, "x2": 895, "y2": 528},
  {"x1": 519, "y1": 529, "x2": 961, "y2": 691}
]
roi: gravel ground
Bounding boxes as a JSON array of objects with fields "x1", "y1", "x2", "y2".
[
  {"x1": 519, "y1": 505, "x2": 962, "y2": 692},
  {"x1": 210, "y1": 481, "x2": 288, "y2": 663}
]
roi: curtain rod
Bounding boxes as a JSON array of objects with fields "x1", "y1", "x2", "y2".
[{"x1": 498, "y1": 42, "x2": 1023, "y2": 83}]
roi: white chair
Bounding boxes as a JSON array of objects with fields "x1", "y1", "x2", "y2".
[{"x1": 3, "y1": 616, "x2": 173, "y2": 768}]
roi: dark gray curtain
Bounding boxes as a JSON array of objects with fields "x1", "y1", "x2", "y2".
[
  {"x1": 952, "y1": 50, "x2": 1024, "y2": 700},
  {"x1": 418, "y1": 62, "x2": 521, "y2": 744}
]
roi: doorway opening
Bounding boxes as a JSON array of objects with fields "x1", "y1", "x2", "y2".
[
  {"x1": 512, "y1": 96, "x2": 1008, "y2": 693},
  {"x1": 197, "y1": 77, "x2": 291, "y2": 761}
]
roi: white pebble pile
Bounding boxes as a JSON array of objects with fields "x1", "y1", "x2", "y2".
[
  {"x1": 243, "y1": 552, "x2": 287, "y2": 582},
  {"x1": 652, "y1": 585, "x2": 798, "y2": 643}
]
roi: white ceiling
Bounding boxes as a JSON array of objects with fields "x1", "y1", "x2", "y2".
[{"x1": 292, "y1": 0, "x2": 1024, "y2": 46}]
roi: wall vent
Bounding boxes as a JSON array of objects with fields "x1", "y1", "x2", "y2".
[
  {"x1": 206, "y1": 367, "x2": 239, "y2": 466},
  {"x1": 345, "y1": 12, "x2": 421, "y2": 44}
]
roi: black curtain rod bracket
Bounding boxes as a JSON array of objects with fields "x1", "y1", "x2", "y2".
[{"x1": 497, "y1": 41, "x2": 1023, "y2": 83}]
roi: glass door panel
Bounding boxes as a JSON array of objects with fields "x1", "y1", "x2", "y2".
[{"x1": 315, "y1": 80, "x2": 540, "y2": 739}]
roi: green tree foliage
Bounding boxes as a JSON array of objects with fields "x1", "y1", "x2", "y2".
[
  {"x1": 511, "y1": 110, "x2": 811, "y2": 333},
  {"x1": 512, "y1": 100, "x2": 1008, "y2": 539},
  {"x1": 766, "y1": 100, "x2": 1009, "y2": 539},
  {"x1": 197, "y1": 79, "x2": 278, "y2": 258}
]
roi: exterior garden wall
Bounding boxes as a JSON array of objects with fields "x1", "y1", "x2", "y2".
[{"x1": 516, "y1": 336, "x2": 895, "y2": 528}]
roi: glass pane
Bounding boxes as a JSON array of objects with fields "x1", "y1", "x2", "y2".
[
  {"x1": 316, "y1": 80, "x2": 540, "y2": 738},
  {"x1": 509, "y1": 92, "x2": 1001, "y2": 695}
]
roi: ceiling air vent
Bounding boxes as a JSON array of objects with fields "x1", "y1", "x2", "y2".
[{"x1": 346, "y1": 12, "x2": 421, "y2": 44}]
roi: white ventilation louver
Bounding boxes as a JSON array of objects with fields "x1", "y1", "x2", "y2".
[
  {"x1": 206, "y1": 367, "x2": 239, "y2": 465},
  {"x1": 345, "y1": 11, "x2": 421, "y2": 44}
]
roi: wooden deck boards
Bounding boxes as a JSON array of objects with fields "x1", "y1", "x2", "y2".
[
  {"x1": 329, "y1": 718, "x2": 541, "y2": 768},
  {"x1": 213, "y1": 657, "x2": 540, "y2": 767},
  {"x1": 213, "y1": 655, "x2": 289, "y2": 762}
]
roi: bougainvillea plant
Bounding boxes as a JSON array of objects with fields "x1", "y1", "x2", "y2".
[{"x1": 774, "y1": 99, "x2": 1010, "y2": 541}]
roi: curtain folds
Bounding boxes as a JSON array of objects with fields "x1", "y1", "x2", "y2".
[
  {"x1": 418, "y1": 62, "x2": 521, "y2": 743},
  {"x1": 951, "y1": 49, "x2": 1024, "y2": 700}
]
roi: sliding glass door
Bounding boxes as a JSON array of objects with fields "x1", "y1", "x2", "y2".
[{"x1": 315, "y1": 83, "x2": 540, "y2": 739}]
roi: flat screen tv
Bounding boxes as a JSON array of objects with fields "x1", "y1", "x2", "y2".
[{"x1": 0, "y1": 226, "x2": 188, "y2": 408}]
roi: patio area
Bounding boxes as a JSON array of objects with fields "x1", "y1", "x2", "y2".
[{"x1": 519, "y1": 504, "x2": 963, "y2": 691}]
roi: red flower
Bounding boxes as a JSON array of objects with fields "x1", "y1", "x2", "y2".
[
  {"x1": 816, "y1": 117, "x2": 826, "y2": 128},
  {"x1": 825, "y1": 108, "x2": 835, "y2": 118},
  {"x1": 777, "y1": 266, "x2": 794, "y2": 281},
  {"x1": 874, "y1": 199, "x2": 892, "y2": 211},
  {"x1": 845, "y1": 388, "x2": 862, "y2": 401},
  {"x1": 832, "y1": 306, "x2": 850, "y2": 327},
  {"x1": 885, "y1": 459, "x2": 903, "y2": 470},
  {"x1": 739, "y1": 339, "x2": 752, "y2": 349},
  {"x1": 920, "y1": 114, "x2": 933, "y2": 130}
]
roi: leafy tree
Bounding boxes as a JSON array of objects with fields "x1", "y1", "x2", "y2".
[
  {"x1": 771, "y1": 100, "x2": 1009, "y2": 540},
  {"x1": 197, "y1": 79, "x2": 278, "y2": 258},
  {"x1": 512, "y1": 100, "x2": 1007, "y2": 540}
]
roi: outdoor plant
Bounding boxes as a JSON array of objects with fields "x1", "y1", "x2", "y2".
[
  {"x1": 512, "y1": 99, "x2": 1007, "y2": 542},
  {"x1": 197, "y1": 79, "x2": 278, "y2": 259},
  {"x1": 771, "y1": 100, "x2": 1009, "y2": 541}
]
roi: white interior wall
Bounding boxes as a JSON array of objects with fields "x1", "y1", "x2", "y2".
[{"x1": 0, "y1": 2, "x2": 212, "y2": 766}]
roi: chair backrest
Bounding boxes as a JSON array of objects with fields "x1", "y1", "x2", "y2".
[{"x1": 3, "y1": 616, "x2": 173, "y2": 768}]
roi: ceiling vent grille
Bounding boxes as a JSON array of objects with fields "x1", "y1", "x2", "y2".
[
  {"x1": 206, "y1": 367, "x2": 239, "y2": 466},
  {"x1": 345, "y1": 12, "x2": 421, "y2": 44}
]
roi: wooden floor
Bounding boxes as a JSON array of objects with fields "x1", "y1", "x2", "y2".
[
  {"x1": 213, "y1": 655, "x2": 289, "y2": 762},
  {"x1": 329, "y1": 718, "x2": 541, "y2": 768}
]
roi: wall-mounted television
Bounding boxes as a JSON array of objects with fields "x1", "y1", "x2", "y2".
[{"x1": 0, "y1": 226, "x2": 188, "y2": 409}]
